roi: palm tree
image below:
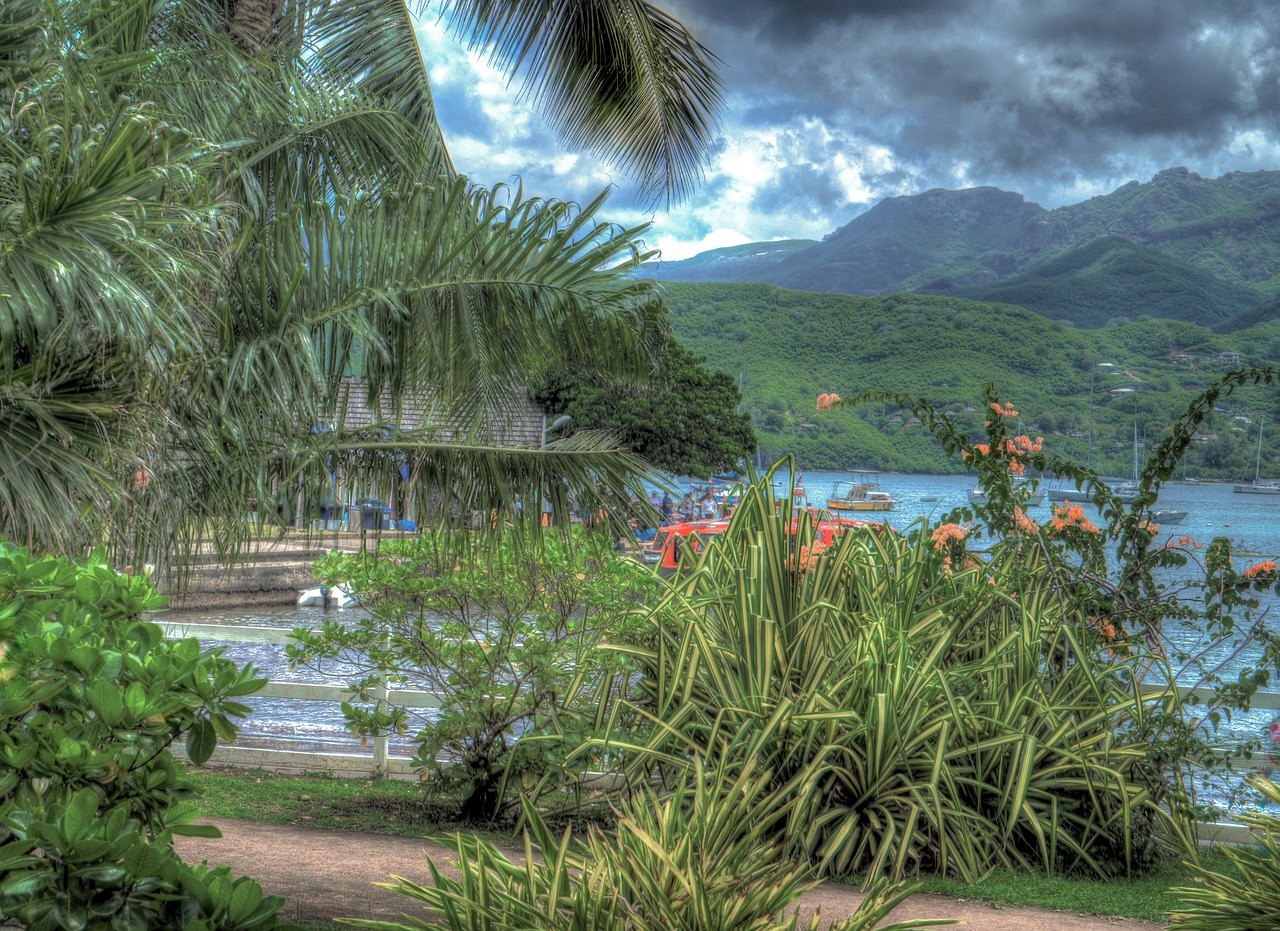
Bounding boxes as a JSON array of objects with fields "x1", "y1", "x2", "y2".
[{"x1": 0, "y1": 0, "x2": 722, "y2": 568}]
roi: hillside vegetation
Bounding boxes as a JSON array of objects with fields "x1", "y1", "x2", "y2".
[
  {"x1": 949, "y1": 237, "x2": 1261, "y2": 328},
  {"x1": 644, "y1": 168, "x2": 1280, "y2": 331},
  {"x1": 666, "y1": 282, "x2": 1280, "y2": 476}
]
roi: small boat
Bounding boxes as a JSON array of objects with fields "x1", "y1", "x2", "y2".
[
  {"x1": 1151, "y1": 509, "x2": 1189, "y2": 525},
  {"x1": 1233, "y1": 415, "x2": 1280, "y2": 495},
  {"x1": 298, "y1": 584, "x2": 358, "y2": 608},
  {"x1": 1112, "y1": 481, "x2": 1140, "y2": 503},
  {"x1": 827, "y1": 473, "x2": 898, "y2": 512},
  {"x1": 968, "y1": 486, "x2": 1045, "y2": 506}
]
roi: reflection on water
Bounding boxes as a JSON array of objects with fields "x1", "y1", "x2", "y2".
[{"x1": 160, "y1": 474, "x2": 1280, "y2": 810}]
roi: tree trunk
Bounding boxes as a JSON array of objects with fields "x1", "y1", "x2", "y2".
[
  {"x1": 229, "y1": 0, "x2": 280, "y2": 52},
  {"x1": 458, "y1": 777, "x2": 504, "y2": 823}
]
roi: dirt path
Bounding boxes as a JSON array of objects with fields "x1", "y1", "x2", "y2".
[{"x1": 175, "y1": 819, "x2": 1169, "y2": 929}]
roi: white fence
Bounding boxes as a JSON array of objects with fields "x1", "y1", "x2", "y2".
[
  {"x1": 161, "y1": 621, "x2": 1280, "y2": 844},
  {"x1": 158, "y1": 620, "x2": 438, "y2": 778}
]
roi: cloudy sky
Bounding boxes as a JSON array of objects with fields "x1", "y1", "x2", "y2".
[{"x1": 416, "y1": 0, "x2": 1280, "y2": 261}]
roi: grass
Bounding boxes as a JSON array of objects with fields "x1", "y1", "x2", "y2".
[
  {"x1": 184, "y1": 765, "x2": 592, "y2": 849},
  {"x1": 186, "y1": 766, "x2": 1243, "y2": 924},
  {"x1": 912, "y1": 851, "x2": 1241, "y2": 922}
]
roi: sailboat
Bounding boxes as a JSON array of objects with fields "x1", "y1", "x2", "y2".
[
  {"x1": 1125, "y1": 417, "x2": 1189, "y2": 524},
  {"x1": 1233, "y1": 415, "x2": 1280, "y2": 495},
  {"x1": 1110, "y1": 419, "x2": 1141, "y2": 503},
  {"x1": 1071, "y1": 417, "x2": 1189, "y2": 524},
  {"x1": 1049, "y1": 362, "x2": 1111, "y2": 504}
]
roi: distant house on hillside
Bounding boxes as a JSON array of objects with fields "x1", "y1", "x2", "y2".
[{"x1": 1219, "y1": 351, "x2": 1242, "y2": 366}]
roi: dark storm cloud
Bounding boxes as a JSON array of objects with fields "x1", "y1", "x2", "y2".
[
  {"x1": 674, "y1": 0, "x2": 955, "y2": 43},
  {"x1": 667, "y1": 0, "x2": 1280, "y2": 206},
  {"x1": 750, "y1": 163, "x2": 846, "y2": 216}
]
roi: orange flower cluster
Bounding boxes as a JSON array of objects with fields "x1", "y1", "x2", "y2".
[
  {"x1": 1048, "y1": 503, "x2": 1101, "y2": 535},
  {"x1": 931, "y1": 522, "x2": 968, "y2": 551},
  {"x1": 1012, "y1": 505, "x2": 1038, "y2": 535},
  {"x1": 1006, "y1": 435, "x2": 1044, "y2": 475},
  {"x1": 790, "y1": 540, "x2": 829, "y2": 573},
  {"x1": 1136, "y1": 519, "x2": 1160, "y2": 537},
  {"x1": 1243, "y1": 560, "x2": 1279, "y2": 579},
  {"x1": 961, "y1": 433, "x2": 1043, "y2": 477},
  {"x1": 1090, "y1": 616, "x2": 1118, "y2": 640},
  {"x1": 816, "y1": 393, "x2": 841, "y2": 411},
  {"x1": 1013, "y1": 434, "x2": 1044, "y2": 454},
  {"x1": 989, "y1": 402, "x2": 1018, "y2": 418}
]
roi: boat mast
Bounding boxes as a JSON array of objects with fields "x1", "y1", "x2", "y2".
[
  {"x1": 1256, "y1": 415, "x2": 1265, "y2": 485},
  {"x1": 1133, "y1": 416, "x2": 1139, "y2": 484},
  {"x1": 1087, "y1": 364, "x2": 1096, "y2": 471}
]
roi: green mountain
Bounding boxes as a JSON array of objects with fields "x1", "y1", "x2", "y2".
[
  {"x1": 646, "y1": 169, "x2": 1280, "y2": 331},
  {"x1": 771, "y1": 186, "x2": 1044, "y2": 295},
  {"x1": 665, "y1": 281, "x2": 1280, "y2": 475},
  {"x1": 949, "y1": 237, "x2": 1262, "y2": 328}
]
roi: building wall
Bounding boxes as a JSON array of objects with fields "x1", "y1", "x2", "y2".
[{"x1": 334, "y1": 377, "x2": 545, "y2": 447}]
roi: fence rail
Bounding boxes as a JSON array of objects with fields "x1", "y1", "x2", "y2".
[
  {"x1": 159, "y1": 620, "x2": 439, "y2": 777},
  {"x1": 162, "y1": 621, "x2": 1280, "y2": 843}
]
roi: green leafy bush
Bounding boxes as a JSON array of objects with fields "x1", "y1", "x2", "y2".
[
  {"x1": 580, "y1": 462, "x2": 1175, "y2": 880},
  {"x1": 0, "y1": 544, "x2": 290, "y2": 930},
  {"x1": 289, "y1": 529, "x2": 659, "y2": 820},
  {"x1": 1167, "y1": 777, "x2": 1280, "y2": 930},
  {"x1": 339, "y1": 758, "x2": 954, "y2": 931}
]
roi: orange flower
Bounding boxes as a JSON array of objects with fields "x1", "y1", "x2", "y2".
[
  {"x1": 1137, "y1": 520, "x2": 1160, "y2": 536},
  {"x1": 989, "y1": 402, "x2": 1018, "y2": 418},
  {"x1": 930, "y1": 522, "x2": 968, "y2": 551},
  {"x1": 1243, "y1": 560, "x2": 1279, "y2": 579},
  {"x1": 790, "y1": 540, "x2": 830, "y2": 573},
  {"x1": 816, "y1": 393, "x2": 842, "y2": 411},
  {"x1": 1012, "y1": 506, "x2": 1038, "y2": 535},
  {"x1": 1047, "y1": 502, "x2": 1100, "y2": 536}
]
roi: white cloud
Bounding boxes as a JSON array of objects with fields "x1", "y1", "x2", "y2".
[{"x1": 653, "y1": 228, "x2": 753, "y2": 262}]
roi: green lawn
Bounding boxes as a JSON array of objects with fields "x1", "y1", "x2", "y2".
[
  {"x1": 185, "y1": 766, "x2": 561, "y2": 849},
  {"x1": 186, "y1": 766, "x2": 1238, "y2": 923},
  {"x1": 912, "y1": 853, "x2": 1238, "y2": 923}
]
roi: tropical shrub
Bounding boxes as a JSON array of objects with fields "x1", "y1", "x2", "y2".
[
  {"x1": 0, "y1": 544, "x2": 289, "y2": 929},
  {"x1": 338, "y1": 758, "x2": 954, "y2": 931},
  {"x1": 287, "y1": 529, "x2": 660, "y2": 820},
  {"x1": 873, "y1": 376, "x2": 1280, "y2": 808},
  {"x1": 1167, "y1": 776, "x2": 1280, "y2": 930},
  {"x1": 581, "y1": 466, "x2": 1174, "y2": 880}
]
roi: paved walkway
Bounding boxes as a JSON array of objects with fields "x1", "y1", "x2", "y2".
[{"x1": 175, "y1": 819, "x2": 1169, "y2": 930}]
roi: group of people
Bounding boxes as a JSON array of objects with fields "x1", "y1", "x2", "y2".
[{"x1": 647, "y1": 487, "x2": 733, "y2": 524}]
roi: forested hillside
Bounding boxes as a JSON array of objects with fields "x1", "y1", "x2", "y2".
[
  {"x1": 643, "y1": 169, "x2": 1280, "y2": 331},
  {"x1": 666, "y1": 282, "x2": 1280, "y2": 476}
]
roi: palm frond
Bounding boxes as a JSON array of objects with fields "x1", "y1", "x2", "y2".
[{"x1": 443, "y1": 0, "x2": 722, "y2": 203}]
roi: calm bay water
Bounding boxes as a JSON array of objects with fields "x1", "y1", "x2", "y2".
[{"x1": 160, "y1": 473, "x2": 1280, "y2": 806}]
